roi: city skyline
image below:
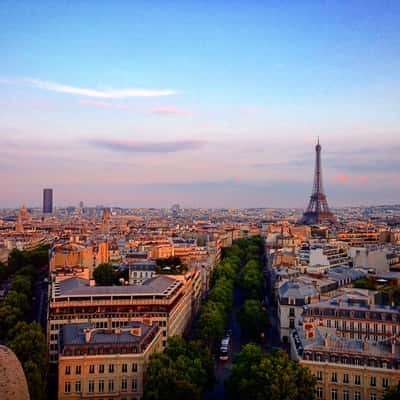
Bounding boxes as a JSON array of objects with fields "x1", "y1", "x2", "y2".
[{"x1": 1, "y1": 1, "x2": 400, "y2": 208}]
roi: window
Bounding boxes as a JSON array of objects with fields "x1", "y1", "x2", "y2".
[
  {"x1": 109, "y1": 364, "x2": 114, "y2": 373},
  {"x1": 289, "y1": 319, "x2": 295, "y2": 329},
  {"x1": 289, "y1": 308, "x2": 295, "y2": 317},
  {"x1": 75, "y1": 381, "x2": 81, "y2": 393},
  {"x1": 316, "y1": 387, "x2": 323, "y2": 398},
  {"x1": 122, "y1": 379, "x2": 128, "y2": 392},
  {"x1": 383, "y1": 378, "x2": 389, "y2": 388},
  {"x1": 370, "y1": 376, "x2": 376, "y2": 387},
  {"x1": 331, "y1": 389, "x2": 338, "y2": 400},
  {"x1": 65, "y1": 366, "x2": 71, "y2": 375},
  {"x1": 99, "y1": 364, "x2": 105, "y2": 374},
  {"x1": 64, "y1": 382, "x2": 71, "y2": 393},
  {"x1": 89, "y1": 365, "x2": 95, "y2": 374},
  {"x1": 354, "y1": 375, "x2": 361, "y2": 385},
  {"x1": 370, "y1": 394, "x2": 377, "y2": 400},
  {"x1": 344, "y1": 391, "x2": 350, "y2": 400},
  {"x1": 354, "y1": 391, "x2": 361, "y2": 400},
  {"x1": 75, "y1": 365, "x2": 81, "y2": 375},
  {"x1": 108, "y1": 380, "x2": 114, "y2": 393},
  {"x1": 132, "y1": 379, "x2": 137, "y2": 392},
  {"x1": 317, "y1": 371, "x2": 323, "y2": 381},
  {"x1": 88, "y1": 381, "x2": 94, "y2": 393},
  {"x1": 331, "y1": 372, "x2": 337, "y2": 383},
  {"x1": 132, "y1": 363, "x2": 138, "y2": 372},
  {"x1": 343, "y1": 374, "x2": 349, "y2": 384},
  {"x1": 122, "y1": 363, "x2": 128, "y2": 373},
  {"x1": 327, "y1": 320, "x2": 332, "y2": 328}
]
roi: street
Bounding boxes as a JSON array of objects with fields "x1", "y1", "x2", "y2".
[
  {"x1": 204, "y1": 285, "x2": 244, "y2": 400},
  {"x1": 205, "y1": 248, "x2": 283, "y2": 399}
]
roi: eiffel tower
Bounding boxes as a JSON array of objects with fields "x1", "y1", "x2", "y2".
[{"x1": 301, "y1": 139, "x2": 336, "y2": 225}]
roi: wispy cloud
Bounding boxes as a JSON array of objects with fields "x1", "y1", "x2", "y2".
[
  {"x1": 79, "y1": 100, "x2": 192, "y2": 115},
  {"x1": 152, "y1": 107, "x2": 192, "y2": 116},
  {"x1": 1, "y1": 78, "x2": 176, "y2": 98},
  {"x1": 331, "y1": 174, "x2": 368, "y2": 184},
  {"x1": 89, "y1": 139, "x2": 205, "y2": 153},
  {"x1": 79, "y1": 99, "x2": 133, "y2": 109}
]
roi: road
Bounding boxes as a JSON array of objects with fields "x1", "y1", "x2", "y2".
[
  {"x1": 204, "y1": 248, "x2": 283, "y2": 399},
  {"x1": 204, "y1": 285, "x2": 244, "y2": 400}
]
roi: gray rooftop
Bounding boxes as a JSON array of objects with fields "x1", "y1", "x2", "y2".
[
  {"x1": 279, "y1": 280, "x2": 319, "y2": 299},
  {"x1": 54, "y1": 275, "x2": 181, "y2": 298},
  {"x1": 63, "y1": 322, "x2": 151, "y2": 346}
]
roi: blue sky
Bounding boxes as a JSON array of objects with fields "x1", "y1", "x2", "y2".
[{"x1": 0, "y1": 1, "x2": 399, "y2": 208}]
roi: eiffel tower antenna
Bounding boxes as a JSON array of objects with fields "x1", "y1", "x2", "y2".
[{"x1": 301, "y1": 139, "x2": 336, "y2": 225}]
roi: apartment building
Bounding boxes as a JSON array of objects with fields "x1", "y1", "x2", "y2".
[
  {"x1": 58, "y1": 322, "x2": 162, "y2": 400},
  {"x1": 48, "y1": 270, "x2": 200, "y2": 364},
  {"x1": 290, "y1": 290, "x2": 400, "y2": 400}
]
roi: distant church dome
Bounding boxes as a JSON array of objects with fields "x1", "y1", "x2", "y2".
[{"x1": 0, "y1": 345, "x2": 30, "y2": 400}]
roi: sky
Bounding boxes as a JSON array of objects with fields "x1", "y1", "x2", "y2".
[{"x1": 0, "y1": 1, "x2": 400, "y2": 208}]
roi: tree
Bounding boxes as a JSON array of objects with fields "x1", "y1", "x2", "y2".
[
  {"x1": 7, "y1": 322, "x2": 48, "y2": 400},
  {"x1": 143, "y1": 337, "x2": 214, "y2": 400},
  {"x1": 208, "y1": 278, "x2": 234, "y2": 312},
  {"x1": 384, "y1": 384, "x2": 400, "y2": 400},
  {"x1": 0, "y1": 305, "x2": 24, "y2": 338},
  {"x1": 354, "y1": 277, "x2": 377, "y2": 290},
  {"x1": 240, "y1": 266, "x2": 263, "y2": 299},
  {"x1": 226, "y1": 345, "x2": 316, "y2": 400},
  {"x1": 197, "y1": 301, "x2": 226, "y2": 348},
  {"x1": 11, "y1": 274, "x2": 33, "y2": 294},
  {"x1": 238, "y1": 299, "x2": 268, "y2": 342},
  {"x1": 3, "y1": 290, "x2": 30, "y2": 314},
  {"x1": 93, "y1": 262, "x2": 116, "y2": 285}
]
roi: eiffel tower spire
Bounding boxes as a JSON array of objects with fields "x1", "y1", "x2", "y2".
[{"x1": 301, "y1": 139, "x2": 336, "y2": 225}]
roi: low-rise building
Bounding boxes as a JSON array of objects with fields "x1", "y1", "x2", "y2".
[
  {"x1": 48, "y1": 271, "x2": 200, "y2": 364},
  {"x1": 58, "y1": 322, "x2": 162, "y2": 400}
]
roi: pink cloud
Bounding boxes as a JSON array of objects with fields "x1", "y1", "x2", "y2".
[
  {"x1": 332, "y1": 174, "x2": 352, "y2": 183},
  {"x1": 152, "y1": 107, "x2": 192, "y2": 116},
  {"x1": 332, "y1": 174, "x2": 368, "y2": 184}
]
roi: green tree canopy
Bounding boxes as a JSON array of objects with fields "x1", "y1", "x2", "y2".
[
  {"x1": 238, "y1": 299, "x2": 268, "y2": 343},
  {"x1": 93, "y1": 262, "x2": 116, "y2": 285},
  {"x1": 226, "y1": 345, "x2": 316, "y2": 400},
  {"x1": 7, "y1": 322, "x2": 48, "y2": 400},
  {"x1": 11, "y1": 274, "x2": 33, "y2": 294},
  {"x1": 143, "y1": 336, "x2": 214, "y2": 400},
  {"x1": 196, "y1": 301, "x2": 226, "y2": 348},
  {"x1": 3, "y1": 290, "x2": 30, "y2": 314},
  {"x1": 384, "y1": 385, "x2": 400, "y2": 400}
]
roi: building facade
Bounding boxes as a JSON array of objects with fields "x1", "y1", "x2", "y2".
[
  {"x1": 58, "y1": 322, "x2": 162, "y2": 400},
  {"x1": 43, "y1": 188, "x2": 53, "y2": 214}
]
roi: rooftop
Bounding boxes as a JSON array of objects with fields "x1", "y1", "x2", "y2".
[
  {"x1": 63, "y1": 322, "x2": 153, "y2": 346},
  {"x1": 53, "y1": 275, "x2": 181, "y2": 299}
]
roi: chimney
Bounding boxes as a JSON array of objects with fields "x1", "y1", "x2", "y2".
[
  {"x1": 89, "y1": 279, "x2": 96, "y2": 287},
  {"x1": 84, "y1": 328, "x2": 92, "y2": 343},
  {"x1": 130, "y1": 327, "x2": 142, "y2": 337}
]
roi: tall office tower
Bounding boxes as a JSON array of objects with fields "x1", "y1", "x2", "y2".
[
  {"x1": 301, "y1": 139, "x2": 336, "y2": 225},
  {"x1": 43, "y1": 188, "x2": 53, "y2": 213}
]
